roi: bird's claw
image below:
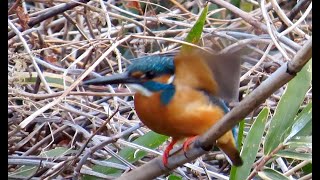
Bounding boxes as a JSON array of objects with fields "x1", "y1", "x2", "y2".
[
  {"x1": 182, "y1": 136, "x2": 197, "y2": 158},
  {"x1": 162, "y1": 139, "x2": 178, "y2": 167},
  {"x1": 162, "y1": 148, "x2": 170, "y2": 167}
]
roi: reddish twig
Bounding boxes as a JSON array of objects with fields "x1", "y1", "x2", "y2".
[{"x1": 247, "y1": 144, "x2": 285, "y2": 180}]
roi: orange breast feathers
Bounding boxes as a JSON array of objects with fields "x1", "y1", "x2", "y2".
[{"x1": 134, "y1": 84, "x2": 225, "y2": 139}]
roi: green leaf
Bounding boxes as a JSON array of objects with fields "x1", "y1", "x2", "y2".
[
  {"x1": 276, "y1": 150, "x2": 312, "y2": 161},
  {"x1": 230, "y1": 0, "x2": 241, "y2": 8},
  {"x1": 10, "y1": 147, "x2": 74, "y2": 177},
  {"x1": 302, "y1": 162, "x2": 312, "y2": 174},
  {"x1": 236, "y1": 120, "x2": 245, "y2": 149},
  {"x1": 294, "y1": 120, "x2": 312, "y2": 138},
  {"x1": 264, "y1": 60, "x2": 312, "y2": 155},
  {"x1": 293, "y1": 102, "x2": 312, "y2": 138},
  {"x1": 40, "y1": 147, "x2": 76, "y2": 157},
  {"x1": 13, "y1": 72, "x2": 73, "y2": 88},
  {"x1": 10, "y1": 165, "x2": 38, "y2": 177},
  {"x1": 284, "y1": 102, "x2": 312, "y2": 143},
  {"x1": 168, "y1": 174, "x2": 183, "y2": 180},
  {"x1": 181, "y1": 4, "x2": 208, "y2": 52},
  {"x1": 83, "y1": 131, "x2": 168, "y2": 179},
  {"x1": 240, "y1": 0, "x2": 253, "y2": 12},
  {"x1": 208, "y1": 4, "x2": 221, "y2": 19},
  {"x1": 258, "y1": 168, "x2": 289, "y2": 180},
  {"x1": 230, "y1": 108, "x2": 269, "y2": 180},
  {"x1": 286, "y1": 136, "x2": 312, "y2": 148}
]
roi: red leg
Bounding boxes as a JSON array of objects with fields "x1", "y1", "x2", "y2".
[
  {"x1": 182, "y1": 136, "x2": 197, "y2": 152},
  {"x1": 163, "y1": 139, "x2": 178, "y2": 166}
]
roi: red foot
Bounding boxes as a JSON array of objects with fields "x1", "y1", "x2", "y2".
[
  {"x1": 182, "y1": 136, "x2": 197, "y2": 154},
  {"x1": 162, "y1": 139, "x2": 177, "y2": 166}
]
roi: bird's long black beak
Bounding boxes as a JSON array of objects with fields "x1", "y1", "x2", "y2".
[{"x1": 82, "y1": 72, "x2": 140, "y2": 86}]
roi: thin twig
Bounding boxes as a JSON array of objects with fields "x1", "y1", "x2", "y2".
[
  {"x1": 240, "y1": 43, "x2": 273, "y2": 82},
  {"x1": 19, "y1": 35, "x2": 131, "y2": 129},
  {"x1": 279, "y1": 2, "x2": 312, "y2": 37},
  {"x1": 278, "y1": 0, "x2": 311, "y2": 32},
  {"x1": 247, "y1": 144, "x2": 285, "y2": 180},
  {"x1": 73, "y1": 123, "x2": 142, "y2": 179},
  {"x1": 270, "y1": 0, "x2": 309, "y2": 39},
  {"x1": 260, "y1": 0, "x2": 290, "y2": 60},
  {"x1": 10, "y1": 88, "x2": 133, "y2": 99},
  {"x1": 284, "y1": 160, "x2": 312, "y2": 176},
  {"x1": 8, "y1": 0, "x2": 91, "y2": 39},
  {"x1": 8, "y1": 19, "x2": 53, "y2": 94},
  {"x1": 8, "y1": 2, "x2": 312, "y2": 179},
  {"x1": 207, "y1": 0, "x2": 302, "y2": 51}
]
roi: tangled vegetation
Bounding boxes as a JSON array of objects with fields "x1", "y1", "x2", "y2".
[{"x1": 8, "y1": 0, "x2": 311, "y2": 179}]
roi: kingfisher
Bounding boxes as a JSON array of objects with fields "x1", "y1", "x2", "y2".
[{"x1": 83, "y1": 49, "x2": 243, "y2": 167}]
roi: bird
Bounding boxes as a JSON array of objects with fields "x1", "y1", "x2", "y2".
[{"x1": 83, "y1": 49, "x2": 243, "y2": 167}]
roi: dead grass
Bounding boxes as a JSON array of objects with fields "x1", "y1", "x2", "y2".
[{"x1": 8, "y1": 0, "x2": 311, "y2": 179}]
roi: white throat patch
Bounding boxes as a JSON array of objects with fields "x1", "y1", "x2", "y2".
[
  {"x1": 127, "y1": 84, "x2": 153, "y2": 97},
  {"x1": 167, "y1": 75, "x2": 175, "y2": 84},
  {"x1": 127, "y1": 75, "x2": 174, "y2": 97}
]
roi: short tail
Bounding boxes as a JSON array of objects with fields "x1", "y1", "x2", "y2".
[{"x1": 216, "y1": 130, "x2": 243, "y2": 166}]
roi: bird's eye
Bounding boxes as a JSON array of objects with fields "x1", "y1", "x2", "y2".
[{"x1": 145, "y1": 71, "x2": 156, "y2": 79}]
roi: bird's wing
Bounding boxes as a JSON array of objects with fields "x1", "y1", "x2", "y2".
[
  {"x1": 203, "y1": 53, "x2": 241, "y2": 103},
  {"x1": 174, "y1": 50, "x2": 241, "y2": 102},
  {"x1": 173, "y1": 50, "x2": 219, "y2": 95}
]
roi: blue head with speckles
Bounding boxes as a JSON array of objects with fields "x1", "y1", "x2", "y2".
[
  {"x1": 126, "y1": 55, "x2": 175, "y2": 78},
  {"x1": 126, "y1": 55, "x2": 176, "y2": 105},
  {"x1": 83, "y1": 54, "x2": 176, "y2": 105}
]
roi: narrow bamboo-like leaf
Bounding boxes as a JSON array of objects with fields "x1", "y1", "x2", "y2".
[
  {"x1": 264, "y1": 60, "x2": 312, "y2": 154},
  {"x1": 83, "y1": 131, "x2": 168, "y2": 179},
  {"x1": 286, "y1": 136, "x2": 312, "y2": 148},
  {"x1": 292, "y1": 102, "x2": 312, "y2": 124},
  {"x1": 230, "y1": 108, "x2": 269, "y2": 180},
  {"x1": 10, "y1": 147, "x2": 73, "y2": 177},
  {"x1": 258, "y1": 168, "x2": 289, "y2": 180},
  {"x1": 181, "y1": 5, "x2": 208, "y2": 52},
  {"x1": 9, "y1": 165, "x2": 38, "y2": 177},
  {"x1": 40, "y1": 147, "x2": 76, "y2": 157},
  {"x1": 236, "y1": 120, "x2": 244, "y2": 149},
  {"x1": 294, "y1": 120, "x2": 312, "y2": 138},
  {"x1": 284, "y1": 103, "x2": 312, "y2": 143},
  {"x1": 276, "y1": 150, "x2": 312, "y2": 161},
  {"x1": 168, "y1": 174, "x2": 183, "y2": 180},
  {"x1": 290, "y1": 103, "x2": 312, "y2": 138},
  {"x1": 13, "y1": 72, "x2": 73, "y2": 88}
]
